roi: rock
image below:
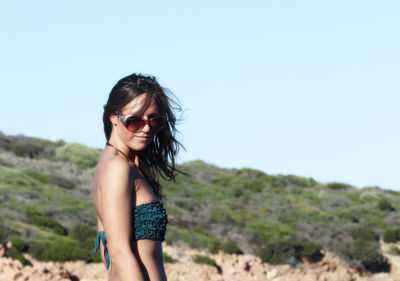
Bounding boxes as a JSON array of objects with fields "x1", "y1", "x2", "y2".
[
  {"x1": 3, "y1": 242, "x2": 400, "y2": 281},
  {"x1": 0, "y1": 256, "x2": 79, "y2": 281}
]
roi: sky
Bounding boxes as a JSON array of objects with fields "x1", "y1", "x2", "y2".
[{"x1": 0, "y1": 1, "x2": 399, "y2": 190}]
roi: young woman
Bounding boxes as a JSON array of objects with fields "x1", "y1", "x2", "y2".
[{"x1": 93, "y1": 73, "x2": 182, "y2": 281}]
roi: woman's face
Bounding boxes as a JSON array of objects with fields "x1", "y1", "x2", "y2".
[{"x1": 111, "y1": 94, "x2": 160, "y2": 152}]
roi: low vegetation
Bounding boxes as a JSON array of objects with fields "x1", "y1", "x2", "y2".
[
  {"x1": 163, "y1": 253, "x2": 177, "y2": 263},
  {"x1": 193, "y1": 254, "x2": 217, "y2": 267},
  {"x1": 1, "y1": 132, "x2": 400, "y2": 273}
]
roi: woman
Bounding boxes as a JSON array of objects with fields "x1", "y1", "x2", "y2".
[{"x1": 93, "y1": 73, "x2": 182, "y2": 281}]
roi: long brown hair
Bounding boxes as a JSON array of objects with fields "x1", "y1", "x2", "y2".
[{"x1": 103, "y1": 73, "x2": 184, "y2": 200}]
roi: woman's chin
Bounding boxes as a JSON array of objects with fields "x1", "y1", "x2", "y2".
[{"x1": 129, "y1": 142, "x2": 149, "y2": 152}]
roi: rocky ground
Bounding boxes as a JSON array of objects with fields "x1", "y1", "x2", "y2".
[{"x1": 2, "y1": 242, "x2": 400, "y2": 281}]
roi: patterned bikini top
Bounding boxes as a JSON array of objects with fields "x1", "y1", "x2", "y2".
[
  {"x1": 134, "y1": 200, "x2": 168, "y2": 240},
  {"x1": 94, "y1": 200, "x2": 168, "y2": 270}
]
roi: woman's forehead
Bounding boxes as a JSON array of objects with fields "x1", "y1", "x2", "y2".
[{"x1": 121, "y1": 94, "x2": 158, "y2": 115}]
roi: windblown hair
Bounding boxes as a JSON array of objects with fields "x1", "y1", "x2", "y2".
[{"x1": 103, "y1": 73, "x2": 184, "y2": 200}]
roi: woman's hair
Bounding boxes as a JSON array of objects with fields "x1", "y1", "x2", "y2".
[{"x1": 103, "y1": 73, "x2": 184, "y2": 200}]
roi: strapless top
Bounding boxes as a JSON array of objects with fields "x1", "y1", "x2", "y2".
[{"x1": 94, "y1": 200, "x2": 168, "y2": 270}]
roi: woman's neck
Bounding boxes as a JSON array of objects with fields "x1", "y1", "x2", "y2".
[{"x1": 106, "y1": 139, "x2": 140, "y2": 167}]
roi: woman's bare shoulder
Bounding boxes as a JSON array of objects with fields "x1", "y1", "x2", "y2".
[{"x1": 96, "y1": 153, "x2": 132, "y2": 193}]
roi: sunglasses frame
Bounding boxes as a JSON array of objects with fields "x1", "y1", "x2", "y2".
[{"x1": 115, "y1": 112, "x2": 167, "y2": 132}]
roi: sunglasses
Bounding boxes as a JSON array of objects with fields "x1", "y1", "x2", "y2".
[{"x1": 116, "y1": 112, "x2": 166, "y2": 132}]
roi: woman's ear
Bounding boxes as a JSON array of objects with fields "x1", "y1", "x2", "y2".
[{"x1": 109, "y1": 114, "x2": 118, "y2": 126}]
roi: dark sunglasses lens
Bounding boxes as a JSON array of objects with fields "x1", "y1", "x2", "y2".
[
  {"x1": 149, "y1": 116, "x2": 166, "y2": 130},
  {"x1": 125, "y1": 117, "x2": 146, "y2": 131}
]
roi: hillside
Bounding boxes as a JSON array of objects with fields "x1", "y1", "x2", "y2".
[{"x1": 1, "y1": 132, "x2": 400, "y2": 273}]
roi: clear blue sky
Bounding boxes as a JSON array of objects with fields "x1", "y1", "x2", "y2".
[{"x1": 1, "y1": 1, "x2": 399, "y2": 190}]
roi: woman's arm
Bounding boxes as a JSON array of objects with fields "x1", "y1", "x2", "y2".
[{"x1": 100, "y1": 158, "x2": 145, "y2": 281}]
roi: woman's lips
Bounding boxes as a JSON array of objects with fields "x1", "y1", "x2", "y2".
[{"x1": 134, "y1": 135, "x2": 149, "y2": 141}]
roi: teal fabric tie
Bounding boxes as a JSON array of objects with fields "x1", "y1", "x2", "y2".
[{"x1": 94, "y1": 231, "x2": 110, "y2": 270}]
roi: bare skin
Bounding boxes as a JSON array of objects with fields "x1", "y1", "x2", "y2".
[{"x1": 93, "y1": 94, "x2": 167, "y2": 281}]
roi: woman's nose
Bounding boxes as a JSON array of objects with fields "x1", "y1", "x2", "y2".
[{"x1": 141, "y1": 122, "x2": 151, "y2": 132}]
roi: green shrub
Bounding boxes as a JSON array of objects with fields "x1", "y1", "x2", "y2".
[
  {"x1": 0, "y1": 221, "x2": 9, "y2": 242},
  {"x1": 383, "y1": 228, "x2": 399, "y2": 243},
  {"x1": 25, "y1": 206, "x2": 41, "y2": 219},
  {"x1": 209, "y1": 206, "x2": 231, "y2": 222},
  {"x1": 30, "y1": 216, "x2": 65, "y2": 235},
  {"x1": 378, "y1": 199, "x2": 395, "y2": 211},
  {"x1": 326, "y1": 182, "x2": 352, "y2": 190},
  {"x1": 7, "y1": 136, "x2": 60, "y2": 158},
  {"x1": 228, "y1": 209, "x2": 257, "y2": 226},
  {"x1": 174, "y1": 199, "x2": 194, "y2": 211},
  {"x1": 243, "y1": 179, "x2": 264, "y2": 192},
  {"x1": 245, "y1": 219, "x2": 294, "y2": 242},
  {"x1": 255, "y1": 238, "x2": 323, "y2": 264},
  {"x1": 232, "y1": 187, "x2": 244, "y2": 197},
  {"x1": 71, "y1": 224, "x2": 96, "y2": 242},
  {"x1": 29, "y1": 236, "x2": 90, "y2": 262},
  {"x1": 191, "y1": 183, "x2": 225, "y2": 201},
  {"x1": 163, "y1": 253, "x2": 177, "y2": 263},
  {"x1": 341, "y1": 240, "x2": 390, "y2": 273},
  {"x1": 6, "y1": 247, "x2": 31, "y2": 266},
  {"x1": 208, "y1": 239, "x2": 220, "y2": 254},
  {"x1": 335, "y1": 208, "x2": 357, "y2": 222},
  {"x1": 359, "y1": 213, "x2": 386, "y2": 229},
  {"x1": 281, "y1": 175, "x2": 315, "y2": 188},
  {"x1": 22, "y1": 169, "x2": 50, "y2": 184},
  {"x1": 26, "y1": 207, "x2": 66, "y2": 235},
  {"x1": 175, "y1": 227, "x2": 213, "y2": 249},
  {"x1": 210, "y1": 174, "x2": 234, "y2": 187},
  {"x1": 351, "y1": 227, "x2": 378, "y2": 242},
  {"x1": 255, "y1": 239, "x2": 293, "y2": 264},
  {"x1": 279, "y1": 213, "x2": 298, "y2": 224},
  {"x1": 297, "y1": 240, "x2": 323, "y2": 262},
  {"x1": 11, "y1": 236, "x2": 27, "y2": 252},
  {"x1": 235, "y1": 168, "x2": 267, "y2": 179},
  {"x1": 210, "y1": 170, "x2": 266, "y2": 192},
  {"x1": 0, "y1": 166, "x2": 39, "y2": 187},
  {"x1": 221, "y1": 240, "x2": 242, "y2": 254},
  {"x1": 70, "y1": 224, "x2": 97, "y2": 250},
  {"x1": 55, "y1": 143, "x2": 101, "y2": 169},
  {"x1": 10, "y1": 140, "x2": 43, "y2": 158},
  {"x1": 50, "y1": 174, "x2": 75, "y2": 190},
  {"x1": 165, "y1": 206, "x2": 182, "y2": 216},
  {"x1": 345, "y1": 191, "x2": 362, "y2": 203},
  {"x1": 193, "y1": 255, "x2": 217, "y2": 267},
  {"x1": 192, "y1": 226, "x2": 205, "y2": 235}
]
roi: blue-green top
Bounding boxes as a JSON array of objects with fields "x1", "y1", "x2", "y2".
[
  {"x1": 134, "y1": 200, "x2": 168, "y2": 241},
  {"x1": 94, "y1": 200, "x2": 168, "y2": 270}
]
